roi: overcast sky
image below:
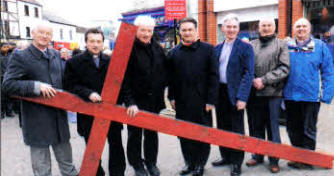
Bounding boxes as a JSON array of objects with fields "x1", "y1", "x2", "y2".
[{"x1": 39, "y1": 0, "x2": 133, "y2": 27}]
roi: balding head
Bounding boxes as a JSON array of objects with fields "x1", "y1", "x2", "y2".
[
  {"x1": 31, "y1": 20, "x2": 53, "y2": 50},
  {"x1": 259, "y1": 18, "x2": 276, "y2": 37}
]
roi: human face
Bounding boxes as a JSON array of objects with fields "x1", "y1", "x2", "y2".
[
  {"x1": 180, "y1": 22, "x2": 197, "y2": 44},
  {"x1": 86, "y1": 33, "x2": 104, "y2": 55},
  {"x1": 31, "y1": 26, "x2": 53, "y2": 49},
  {"x1": 293, "y1": 20, "x2": 311, "y2": 42},
  {"x1": 222, "y1": 19, "x2": 239, "y2": 42},
  {"x1": 136, "y1": 25, "x2": 154, "y2": 44},
  {"x1": 259, "y1": 20, "x2": 276, "y2": 37}
]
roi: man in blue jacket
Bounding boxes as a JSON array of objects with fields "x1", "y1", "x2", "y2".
[
  {"x1": 211, "y1": 14, "x2": 254, "y2": 176},
  {"x1": 284, "y1": 18, "x2": 334, "y2": 169}
]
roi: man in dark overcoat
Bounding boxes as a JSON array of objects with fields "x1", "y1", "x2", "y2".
[
  {"x1": 121, "y1": 15, "x2": 168, "y2": 176},
  {"x1": 168, "y1": 17, "x2": 219, "y2": 176},
  {"x1": 64, "y1": 28, "x2": 125, "y2": 176},
  {"x1": 2, "y1": 21, "x2": 78, "y2": 176}
]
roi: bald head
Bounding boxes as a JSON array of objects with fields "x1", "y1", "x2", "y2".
[
  {"x1": 259, "y1": 18, "x2": 276, "y2": 37},
  {"x1": 293, "y1": 18, "x2": 311, "y2": 42}
]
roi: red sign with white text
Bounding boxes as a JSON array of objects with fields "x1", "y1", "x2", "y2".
[{"x1": 165, "y1": 0, "x2": 187, "y2": 20}]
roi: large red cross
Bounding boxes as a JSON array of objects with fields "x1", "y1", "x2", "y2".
[{"x1": 17, "y1": 23, "x2": 334, "y2": 175}]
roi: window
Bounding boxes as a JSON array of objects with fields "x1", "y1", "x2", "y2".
[
  {"x1": 1, "y1": 1, "x2": 8, "y2": 12},
  {"x1": 4, "y1": 21, "x2": 10, "y2": 38},
  {"x1": 26, "y1": 27, "x2": 30, "y2": 37},
  {"x1": 34, "y1": 7, "x2": 39, "y2": 18},
  {"x1": 69, "y1": 30, "x2": 73, "y2": 40},
  {"x1": 60, "y1": 29, "x2": 63, "y2": 40},
  {"x1": 24, "y1": 5, "x2": 29, "y2": 16}
]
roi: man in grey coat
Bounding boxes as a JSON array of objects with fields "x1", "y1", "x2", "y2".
[
  {"x1": 245, "y1": 18, "x2": 290, "y2": 173},
  {"x1": 2, "y1": 21, "x2": 78, "y2": 176}
]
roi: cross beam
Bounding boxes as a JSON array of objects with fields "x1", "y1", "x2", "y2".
[{"x1": 15, "y1": 23, "x2": 334, "y2": 176}]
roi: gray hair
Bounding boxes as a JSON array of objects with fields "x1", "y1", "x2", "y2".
[
  {"x1": 221, "y1": 13, "x2": 239, "y2": 26},
  {"x1": 31, "y1": 20, "x2": 52, "y2": 32},
  {"x1": 134, "y1": 15, "x2": 156, "y2": 27}
]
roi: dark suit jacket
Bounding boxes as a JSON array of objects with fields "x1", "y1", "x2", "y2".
[
  {"x1": 64, "y1": 50, "x2": 122, "y2": 137},
  {"x1": 168, "y1": 40, "x2": 219, "y2": 124},
  {"x1": 2, "y1": 44, "x2": 70, "y2": 147},
  {"x1": 215, "y1": 38, "x2": 254, "y2": 105}
]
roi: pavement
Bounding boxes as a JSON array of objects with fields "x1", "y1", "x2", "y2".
[{"x1": 1, "y1": 103, "x2": 334, "y2": 176}]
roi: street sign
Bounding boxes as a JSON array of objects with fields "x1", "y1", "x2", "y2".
[{"x1": 165, "y1": 0, "x2": 187, "y2": 20}]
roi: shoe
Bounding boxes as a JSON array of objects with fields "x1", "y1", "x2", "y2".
[
  {"x1": 192, "y1": 166, "x2": 204, "y2": 176},
  {"x1": 146, "y1": 164, "x2": 160, "y2": 176},
  {"x1": 211, "y1": 158, "x2": 230, "y2": 167},
  {"x1": 230, "y1": 164, "x2": 241, "y2": 176},
  {"x1": 287, "y1": 161, "x2": 303, "y2": 169},
  {"x1": 179, "y1": 165, "x2": 194, "y2": 175},
  {"x1": 269, "y1": 164, "x2": 280, "y2": 173},
  {"x1": 245, "y1": 158, "x2": 263, "y2": 167},
  {"x1": 134, "y1": 166, "x2": 148, "y2": 176}
]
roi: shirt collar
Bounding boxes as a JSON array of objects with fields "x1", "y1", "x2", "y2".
[{"x1": 180, "y1": 39, "x2": 200, "y2": 50}]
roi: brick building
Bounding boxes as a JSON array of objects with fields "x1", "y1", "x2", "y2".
[{"x1": 198, "y1": 0, "x2": 334, "y2": 45}]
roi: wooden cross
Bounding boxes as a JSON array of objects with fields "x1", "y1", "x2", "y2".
[{"x1": 16, "y1": 23, "x2": 334, "y2": 175}]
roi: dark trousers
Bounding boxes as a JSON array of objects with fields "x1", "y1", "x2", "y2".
[
  {"x1": 127, "y1": 125, "x2": 158, "y2": 168},
  {"x1": 179, "y1": 137, "x2": 210, "y2": 168},
  {"x1": 84, "y1": 127, "x2": 126, "y2": 176},
  {"x1": 217, "y1": 84, "x2": 244, "y2": 166},
  {"x1": 1, "y1": 92, "x2": 13, "y2": 117},
  {"x1": 246, "y1": 94, "x2": 282, "y2": 164},
  {"x1": 285, "y1": 101, "x2": 320, "y2": 150}
]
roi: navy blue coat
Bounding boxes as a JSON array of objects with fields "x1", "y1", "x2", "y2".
[
  {"x1": 215, "y1": 38, "x2": 254, "y2": 105},
  {"x1": 2, "y1": 44, "x2": 70, "y2": 147}
]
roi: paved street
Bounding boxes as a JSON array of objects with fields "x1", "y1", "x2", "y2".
[{"x1": 1, "y1": 103, "x2": 334, "y2": 176}]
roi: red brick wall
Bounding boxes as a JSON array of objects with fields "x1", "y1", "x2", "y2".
[
  {"x1": 291, "y1": 0, "x2": 304, "y2": 37},
  {"x1": 278, "y1": 0, "x2": 288, "y2": 39},
  {"x1": 206, "y1": 0, "x2": 217, "y2": 45},
  {"x1": 198, "y1": 0, "x2": 207, "y2": 41},
  {"x1": 278, "y1": 0, "x2": 304, "y2": 38}
]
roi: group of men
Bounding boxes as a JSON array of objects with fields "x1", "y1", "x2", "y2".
[{"x1": 2, "y1": 13, "x2": 334, "y2": 176}]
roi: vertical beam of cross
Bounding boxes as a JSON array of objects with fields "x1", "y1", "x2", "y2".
[{"x1": 79, "y1": 23, "x2": 137, "y2": 176}]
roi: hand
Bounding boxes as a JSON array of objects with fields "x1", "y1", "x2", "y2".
[
  {"x1": 170, "y1": 100, "x2": 175, "y2": 110},
  {"x1": 40, "y1": 83, "x2": 57, "y2": 98},
  {"x1": 253, "y1": 78, "x2": 264, "y2": 90},
  {"x1": 127, "y1": 105, "x2": 139, "y2": 117},
  {"x1": 89, "y1": 92, "x2": 102, "y2": 103},
  {"x1": 236, "y1": 100, "x2": 246, "y2": 110},
  {"x1": 206, "y1": 104, "x2": 215, "y2": 112}
]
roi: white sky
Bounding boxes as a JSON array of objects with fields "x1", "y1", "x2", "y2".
[{"x1": 39, "y1": 0, "x2": 133, "y2": 27}]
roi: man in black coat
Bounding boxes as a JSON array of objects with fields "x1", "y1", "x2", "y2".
[
  {"x1": 2, "y1": 22, "x2": 78, "y2": 176},
  {"x1": 64, "y1": 28, "x2": 125, "y2": 176},
  {"x1": 168, "y1": 17, "x2": 219, "y2": 176},
  {"x1": 121, "y1": 16, "x2": 168, "y2": 176}
]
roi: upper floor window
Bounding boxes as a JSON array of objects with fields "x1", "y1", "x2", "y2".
[
  {"x1": 60, "y1": 29, "x2": 64, "y2": 40},
  {"x1": 69, "y1": 30, "x2": 73, "y2": 40},
  {"x1": 34, "y1": 7, "x2": 39, "y2": 18},
  {"x1": 24, "y1": 5, "x2": 29, "y2": 16}
]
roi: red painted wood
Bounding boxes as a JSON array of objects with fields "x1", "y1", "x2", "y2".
[
  {"x1": 79, "y1": 23, "x2": 137, "y2": 176},
  {"x1": 18, "y1": 92, "x2": 334, "y2": 169}
]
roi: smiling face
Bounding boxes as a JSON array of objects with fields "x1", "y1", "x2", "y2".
[
  {"x1": 293, "y1": 19, "x2": 311, "y2": 42},
  {"x1": 31, "y1": 25, "x2": 53, "y2": 50},
  {"x1": 136, "y1": 25, "x2": 154, "y2": 44},
  {"x1": 86, "y1": 33, "x2": 104, "y2": 55},
  {"x1": 259, "y1": 19, "x2": 276, "y2": 37},
  {"x1": 222, "y1": 19, "x2": 239, "y2": 42},
  {"x1": 179, "y1": 22, "x2": 197, "y2": 44}
]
